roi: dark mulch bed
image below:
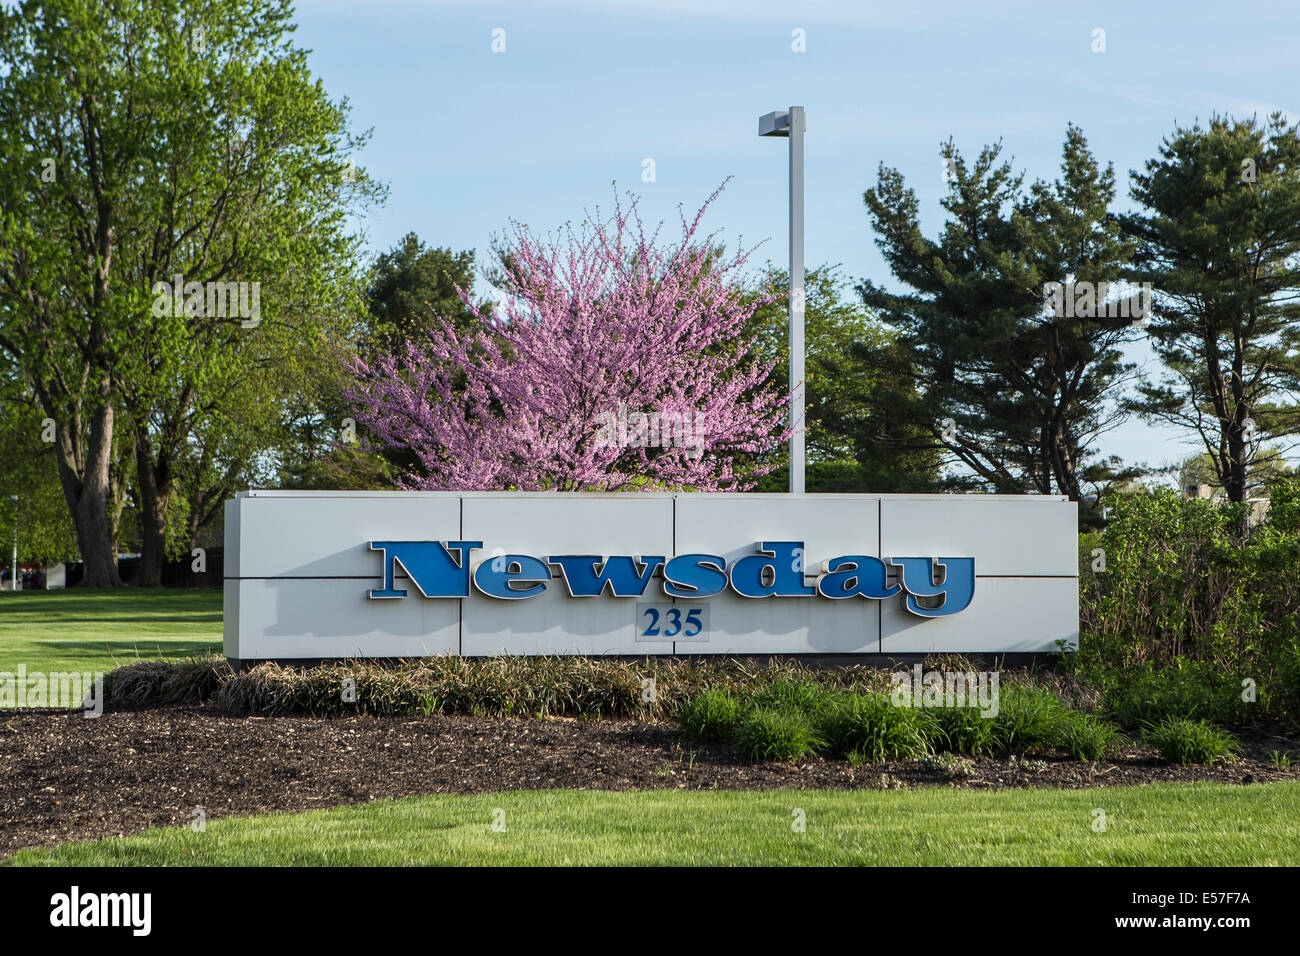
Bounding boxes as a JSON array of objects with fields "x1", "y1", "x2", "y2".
[{"x1": 1, "y1": 706, "x2": 1296, "y2": 855}]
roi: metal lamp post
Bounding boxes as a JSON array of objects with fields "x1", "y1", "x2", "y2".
[{"x1": 758, "y1": 106, "x2": 806, "y2": 494}]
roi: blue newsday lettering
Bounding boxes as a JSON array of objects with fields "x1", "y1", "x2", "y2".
[
  {"x1": 663, "y1": 554, "x2": 729, "y2": 598},
  {"x1": 473, "y1": 553, "x2": 552, "y2": 599},
  {"x1": 816, "y1": 555, "x2": 901, "y2": 600},
  {"x1": 892, "y1": 556, "x2": 976, "y2": 617},
  {"x1": 728, "y1": 541, "x2": 816, "y2": 598},
  {"x1": 367, "y1": 540, "x2": 976, "y2": 618},
  {"x1": 369, "y1": 540, "x2": 481, "y2": 599},
  {"x1": 548, "y1": 555, "x2": 666, "y2": 596}
]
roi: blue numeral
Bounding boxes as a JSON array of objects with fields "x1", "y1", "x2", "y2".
[{"x1": 663, "y1": 607, "x2": 682, "y2": 637}]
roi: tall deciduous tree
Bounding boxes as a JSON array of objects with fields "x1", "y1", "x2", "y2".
[
  {"x1": 0, "y1": 382, "x2": 79, "y2": 567},
  {"x1": 349, "y1": 188, "x2": 788, "y2": 491},
  {"x1": 1124, "y1": 114, "x2": 1300, "y2": 502},
  {"x1": 0, "y1": 0, "x2": 380, "y2": 584},
  {"x1": 860, "y1": 127, "x2": 1140, "y2": 509}
]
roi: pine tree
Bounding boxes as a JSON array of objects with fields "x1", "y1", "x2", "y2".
[
  {"x1": 1124, "y1": 113, "x2": 1300, "y2": 502},
  {"x1": 860, "y1": 127, "x2": 1140, "y2": 510}
]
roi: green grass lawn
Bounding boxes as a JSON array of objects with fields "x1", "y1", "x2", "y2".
[
  {"x1": 0, "y1": 589, "x2": 222, "y2": 675},
  {"x1": 8, "y1": 782, "x2": 1300, "y2": 866}
]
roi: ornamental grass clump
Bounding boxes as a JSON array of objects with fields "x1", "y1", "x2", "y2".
[
  {"x1": 1142, "y1": 717, "x2": 1239, "y2": 766},
  {"x1": 735, "y1": 706, "x2": 822, "y2": 762},
  {"x1": 815, "y1": 693, "x2": 931, "y2": 762},
  {"x1": 678, "y1": 687, "x2": 743, "y2": 741}
]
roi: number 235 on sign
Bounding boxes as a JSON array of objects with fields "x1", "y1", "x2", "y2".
[{"x1": 636, "y1": 603, "x2": 709, "y2": 642}]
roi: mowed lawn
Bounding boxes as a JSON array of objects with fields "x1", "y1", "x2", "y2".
[
  {"x1": 8, "y1": 782, "x2": 1300, "y2": 866},
  {"x1": 0, "y1": 589, "x2": 222, "y2": 675}
]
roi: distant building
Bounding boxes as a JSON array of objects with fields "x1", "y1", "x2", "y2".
[{"x1": 1181, "y1": 482, "x2": 1270, "y2": 526}]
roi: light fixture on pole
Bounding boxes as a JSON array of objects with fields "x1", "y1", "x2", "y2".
[{"x1": 758, "y1": 106, "x2": 806, "y2": 494}]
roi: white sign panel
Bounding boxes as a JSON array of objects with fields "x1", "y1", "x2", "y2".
[{"x1": 223, "y1": 491, "x2": 1079, "y2": 660}]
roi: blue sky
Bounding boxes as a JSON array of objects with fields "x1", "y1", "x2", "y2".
[{"x1": 295, "y1": 0, "x2": 1299, "y2": 481}]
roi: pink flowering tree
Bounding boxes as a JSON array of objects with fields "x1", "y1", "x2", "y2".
[{"x1": 348, "y1": 185, "x2": 790, "y2": 491}]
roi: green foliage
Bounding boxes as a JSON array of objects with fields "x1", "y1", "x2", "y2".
[
  {"x1": 0, "y1": 396, "x2": 78, "y2": 562},
  {"x1": 748, "y1": 677, "x2": 838, "y2": 720},
  {"x1": 1078, "y1": 483, "x2": 1300, "y2": 719},
  {"x1": 678, "y1": 687, "x2": 742, "y2": 741},
  {"x1": 1275, "y1": 642, "x2": 1300, "y2": 726},
  {"x1": 0, "y1": 0, "x2": 383, "y2": 583},
  {"x1": 746, "y1": 265, "x2": 941, "y2": 492},
  {"x1": 992, "y1": 685, "x2": 1071, "y2": 754},
  {"x1": 922, "y1": 703, "x2": 998, "y2": 756},
  {"x1": 104, "y1": 653, "x2": 1138, "y2": 767},
  {"x1": 735, "y1": 706, "x2": 821, "y2": 762},
  {"x1": 1142, "y1": 718, "x2": 1238, "y2": 766},
  {"x1": 365, "y1": 235, "x2": 483, "y2": 350},
  {"x1": 1124, "y1": 114, "x2": 1300, "y2": 503},
  {"x1": 815, "y1": 692, "x2": 931, "y2": 762},
  {"x1": 1054, "y1": 711, "x2": 1121, "y2": 761},
  {"x1": 1094, "y1": 660, "x2": 1247, "y2": 728},
  {"x1": 676, "y1": 674, "x2": 1120, "y2": 764},
  {"x1": 860, "y1": 125, "x2": 1141, "y2": 507}
]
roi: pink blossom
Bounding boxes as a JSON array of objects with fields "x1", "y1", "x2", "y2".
[{"x1": 348, "y1": 185, "x2": 790, "y2": 491}]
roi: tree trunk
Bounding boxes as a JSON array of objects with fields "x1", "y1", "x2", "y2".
[
  {"x1": 52, "y1": 391, "x2": 121, "y2": 587},
  {"x1": 1049, "y1": 427, "x2": 1082, "y2": 502},
  {"x1": 133, "y1": 430, "x2": 172, "y2": 588},
  {"x1": 1226, "y1": 427, "x2": 1247, "y2": 503}
]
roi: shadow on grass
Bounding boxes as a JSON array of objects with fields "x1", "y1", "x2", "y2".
[
  {"x1": 3, "y1": 640, "x2": 221, "y2": 668},
  {"x1": 5, "y1": 614, "x2": 222, "y2": 626}
]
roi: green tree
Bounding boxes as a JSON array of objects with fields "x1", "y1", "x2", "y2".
[
  {"x1": 860, "y1": 127, "x2": 1141, "y2": 511},
  {"x1": 747, "y1": 265, "x2": 940, "y2": 492},
  {"x1": 0, "y1": 384, "x2": 79, "y2": 568},
  {"x1": 1124, "y1": 114, "x2": 1300, "y2": 503},
  {"x1": 342, "y1": 234, "x2": 486, "y2": 485},
  {"x1": 0, "y1": 0, "x2": 382, "y2": 584},
  {"x1": 365, "y1": 234, "x2": 481, "y2": 351}
]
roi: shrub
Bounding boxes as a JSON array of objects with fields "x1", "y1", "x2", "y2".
[
  {"x1": 735, "y1": 706, "x2": 821, "y2": 762},
  {"x1": 103, "y1": 655, "x2": 906, "y2": 719},
  {"x1": 816, "y1": 693, "x2": 930, "y2": 762},
  {"x1": 1054, "y1": 711, "x2": 1120, "y2": 761},
  {"x1": 1142, "y1": 717, "x2": 1238, "y2": 766},
  {"x1": 924, "y1": 704, "x2": 997, "y2": 756},
  {"x1": 748, "y1": 678, "x2": 837, "y2": 721},
  {"x1": 1098, "y1": 659, "x2": 1246, "y2": 728},
  {"x1": 1273, "y1": 640, "x2": 1300, "y2": 726},
  {"x1": 992, "y1": 685, "x2": 1070, "y2": 755},
  {"x1": 1078, "y1": 481, "x2": 1300, "y2": 722},
  {"x1": 679, "y1": 688, "x2": 742, "y2": 741},
  {"x1": 105, "y1": 656, "x2": 231, "y2": 708}
]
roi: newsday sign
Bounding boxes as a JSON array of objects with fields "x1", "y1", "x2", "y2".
[{"x1": 223, "y1": 491, "x2": 1079, "y2": 660}]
